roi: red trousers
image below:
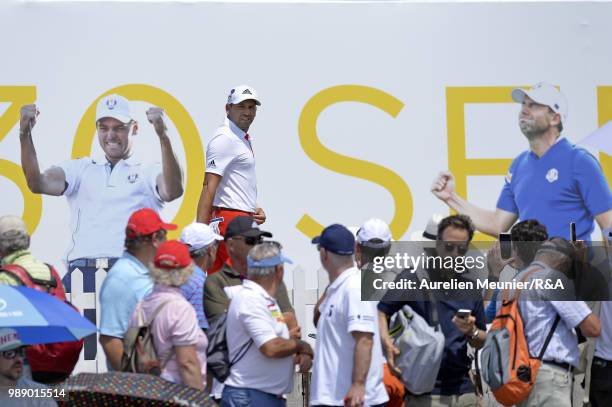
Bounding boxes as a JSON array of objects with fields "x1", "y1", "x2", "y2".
[{"x1": 208, "y1": 207, "x2": 254, "y2": 274}]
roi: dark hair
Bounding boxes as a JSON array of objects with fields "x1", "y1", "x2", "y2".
[
  {"x1": 124, "y1": 230, "x2": 166, "y2": 252},
  {"x1": 510, "y1": 220, "x2": 548, "y2": 265},
  {"x1": 358, "y1": 242, "x2": 391, "y2": 266},
  {"x1": 437, "y1": 214, "x2": 475, "y2": 242}
]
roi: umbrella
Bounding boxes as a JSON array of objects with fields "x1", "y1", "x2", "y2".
[
  {"x1": 56, "y1": 372, "x2": 216, "y2": 406},
  {"x1": 578, "y1": 120, "x2": 612, "y2": 155},
  {"x1": 0, "y1": 285, "x2": 96, "y2": 344}
]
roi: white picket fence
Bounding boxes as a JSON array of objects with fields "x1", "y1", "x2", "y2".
[{"x1": 65, "y1": 265, "x2": 328, "y2": 376}]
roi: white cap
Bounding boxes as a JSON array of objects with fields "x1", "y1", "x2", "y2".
[
  {"x1": 0, "y1": 329, "x2": 22, "y2": 352},
  {"x1": 96, "y1": 94, "x2": 133, "y2": 124},
  {"x1": 0, "y1": 215, "x2": 27, "y2": 238},
  {"x1": 227, "y1": 85, "x2": 261, "y2": 106},
  {"x1": 356, "y1": 218, "x2": 392, "y2": 248},
  {"x1": 410, "y1": 213, "x2": 444, "y2": 241},
  {"x1": 511, "y1": 82, "x2": 568, "y2": 124},
  {"x1": 180, "y1": 223, "x2": 223, "y2": 252}
]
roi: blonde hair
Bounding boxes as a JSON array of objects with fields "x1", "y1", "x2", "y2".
[{"x1": 149, "y1": 263, "x2": 194, "y2": 287}]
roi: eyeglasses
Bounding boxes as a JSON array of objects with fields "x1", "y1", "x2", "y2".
[
  {"x1": 442, "y1": 242, "x2": 469, "y2": 255},
  {"x1": 1, "y1": 347, "x2": 25, "y2": 359}
]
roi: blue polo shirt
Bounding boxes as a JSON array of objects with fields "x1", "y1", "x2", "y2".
[
  {"x1": 378, "y1": 270, "x2": 486, "y2": 396},
  {"x1": 497, "y1": 138, "x2": 612, "y2": 240},
  {"x1": 99, "y1": 252, "x2": 154, "y2": 338}
]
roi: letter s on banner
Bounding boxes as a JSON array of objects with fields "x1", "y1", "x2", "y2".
[
  {"x1": 597, "y1": 86, "x2": 612, "y2": 188},
  {"x1": 71, "y1": 84, "x2": 203, "y2": 239},
  {"x1": 297, "y1": 85, "x2": 412, "y2": 240},
  {"x1": 0, "y1": 86, "x2": 42, "y2": 234}
]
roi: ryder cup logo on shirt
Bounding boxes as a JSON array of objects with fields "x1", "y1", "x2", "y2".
[
  {"x1": 127, "y1": 173, "x2": 139, "y2": 183},
  {"x1": 546, "y1": 168, "x2": 559, "y2": 183}
]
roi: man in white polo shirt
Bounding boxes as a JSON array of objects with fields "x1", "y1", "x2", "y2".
[
  {"x1": 311, "y1": 224, "x2": 388, "y2": 407},
  {"x1": 19, "y1": 95, "x2": 183, "y2": 361},
  {"x1": 196, "y1": 85, "x2": 266, "y2": 274},
  {"x1": 222, "y1": 242, "x2": 313, "y2": 407}
]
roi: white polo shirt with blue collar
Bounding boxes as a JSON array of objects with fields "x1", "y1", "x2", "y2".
[{"x1": 56, "y1": 156, "x2": 163, "y2": 262}]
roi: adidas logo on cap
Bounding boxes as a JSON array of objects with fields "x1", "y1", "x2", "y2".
[{"x1": 242, "y1": 89, "x2": 252, "y2": 95}]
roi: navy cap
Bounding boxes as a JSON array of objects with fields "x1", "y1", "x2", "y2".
[{"x1": 311, "y1": 224, "x2": 355, "y2": 255}]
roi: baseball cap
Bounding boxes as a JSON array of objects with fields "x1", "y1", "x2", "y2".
[
  {"x1": 154, "y1": 240, "x2": 192, "y2": 269},
  {"x1": 180, "y1": 222, "x2": 223, "y2": 252},
  {"x1": 247, "y1": 246, "x2": 293, "y2": 269},
  {"x1": 356, "y1": 218, "x2": 392, "y2": 248},
  {"x1": 0, "y1": 215, "x2": 27, "y2": 237},
  {"x1": 0, "y1": 329, "x2": 22, "y2": 352},
  {"x1": 312, "y1": 224, "x2": 355, "y2": 255},
  {"x1": 126, "y1": 208, "x2": 177, "y2": 238},
  {"x1": 227, "y1": 85, "x2": 261, "y2": 106},
  {"x1": 224, "y1": 216, "x2": 272, "y2": 240},
  {"x1": 96, "y1": 94, "x2": 133, "y2": 124},
  {"x1": 511, "y1": 82, "x2": 568, "y2": 124}
]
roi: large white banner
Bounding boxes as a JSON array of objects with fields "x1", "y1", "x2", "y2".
[{"x1": 2, "y1": 0, "x2": 612, "y2": 371}]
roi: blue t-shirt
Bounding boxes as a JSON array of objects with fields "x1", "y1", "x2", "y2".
[
  {"x1": 497, "y1": 138, "x2": 612, "y2": 240},
  {"x1": 180, "y1": 265, "x2": 208, "y2": 329},
  {"x1": 99, "y1": 252, "x2": 154, "y2": 338},
  {"x1": 378, "y1": 270, "x2": 486, "y2": 396}
]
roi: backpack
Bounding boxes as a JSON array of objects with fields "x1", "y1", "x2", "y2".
[
  {"x1": 480, "y1": 265, "x2": 561, "y2": 406},
  {"x1": 0, "y1": 264, "x2": 84, "y2": 383},
  {"x1": 388, "y1": 268, "x2": 445, "y2": 394},
  {"x1": 120, "y1": 300, "x2": 175, "y2": 375},
  {"x1": 206, "y1": 312, "x2": 253, "y2": 382}
]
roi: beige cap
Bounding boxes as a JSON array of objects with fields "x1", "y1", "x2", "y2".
[{"x1": 0, "y1": 215, "x2": 27, "y2": 237}]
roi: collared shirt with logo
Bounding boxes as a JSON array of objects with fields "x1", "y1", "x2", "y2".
[
  {"x1": 57, "y1": 157, "x2": 163, "y2": 261},
  {"x1": 497, "y1": 138, "x2": 612, "y2": 240},
  {"x1": 224, "y1": 279, "x2": 293, "y2": 395},
  {"x1": 205, "y1": 118, "x2": 257, "y2": 212},
  {"x1": 311, "y1": 267, "x2": 388, "y2": 406}
]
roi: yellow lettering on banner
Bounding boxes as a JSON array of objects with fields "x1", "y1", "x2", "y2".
[
  {"x1": 0, "y1": 86, "x2": 42, "y2": 233},
  {"x1": 73, "y1": 85, "x2": 202, "y2": 238},
  {"x1": 446, "y1": 87, "x2": 516, "y2": 241},
  {"x1": 597, "y1": 87, "x2": 612, "y2": 187},
  {"x1": 297, "y1": 85, "x2": 412, "y2": 239}
]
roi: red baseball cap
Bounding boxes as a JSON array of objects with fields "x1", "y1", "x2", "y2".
[
  {"x1": 154, "y1": 240, "x2": 192, "y2": 269},
  {"x1": 126, "y1": 208, "x2": 177, "y2": 238}
]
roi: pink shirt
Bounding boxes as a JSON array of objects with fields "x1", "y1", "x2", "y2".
[{"x1": 130, "y1": 284, "x2": 208, "y2": 387}]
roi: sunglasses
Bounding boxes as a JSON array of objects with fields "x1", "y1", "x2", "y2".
[
  {"x1": 232, "y1": 235, "x2": 264, "y2": 246},
  {"x1": 442, "y1": 242, "x2": 469, "y2": 255},
  {"x1": 1, "y1": 347, "x2": 25, "y2": 359}
]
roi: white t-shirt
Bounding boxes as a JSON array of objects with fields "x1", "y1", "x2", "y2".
[
  {"x1": 595, "y1": 301, "x2": 612, "y2": 360},
  {"x1": 205, "y1": 118, "x2": 257, "y2": 212},
  {"x1": 311, "y1": 267, "x2": 388, "y2": 406},
  {"x1": 225, "y1": 279, "x2": 293, "y2": 395},
  {"x1": 57, "y1": 157, "x2": 163, "y2": 261}
]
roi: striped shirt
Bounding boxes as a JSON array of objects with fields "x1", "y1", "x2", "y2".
[{"x1": 180, "y1": 265, "x2": 208, "y2": 329}]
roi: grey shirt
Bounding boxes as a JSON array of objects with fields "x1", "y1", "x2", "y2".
[{"x1": 0, "y1": 377, "x2": 57, "y2": 407}]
